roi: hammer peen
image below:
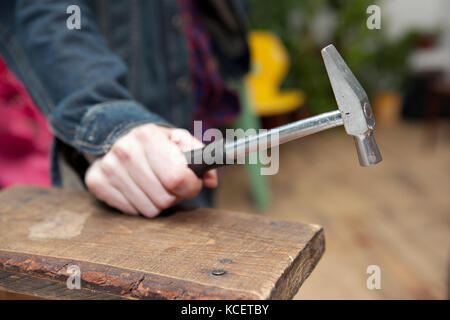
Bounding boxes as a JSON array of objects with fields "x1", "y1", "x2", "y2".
[{"x1": 186, "y1": 44, "x2": 382, "y2": 175}]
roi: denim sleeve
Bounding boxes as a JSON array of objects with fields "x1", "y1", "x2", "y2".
[{"x1": 14, "y1": 0, "x2": 171, "y2": 155}]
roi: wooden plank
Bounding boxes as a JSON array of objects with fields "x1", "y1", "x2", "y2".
[
  {"x1": 0, "y1": 185, "x2": 324, "y2": 300},
  {"x1": 0, "y1": 289, "x2": 38, "y2": 300},
  {"x1": 0, "y1": 271, "x2": 122, "y2": 300}
]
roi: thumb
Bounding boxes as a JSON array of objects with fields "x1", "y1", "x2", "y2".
[{"x1": 169, "y1": 128, "x2": 204, "y2": 152}]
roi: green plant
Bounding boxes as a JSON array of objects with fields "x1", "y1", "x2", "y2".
[{"x1": 248, "y1": 0, "x2": 422, "y2": 114}]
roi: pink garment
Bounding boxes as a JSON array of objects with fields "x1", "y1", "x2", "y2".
[{"x1": 0, "y1": 56, "x2": 52, "y2": 188}]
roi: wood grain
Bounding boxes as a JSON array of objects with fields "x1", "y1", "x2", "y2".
[
  {"x1": 0, "y1": 271, "x2": 121, "y2": 300},
  {"x1": 0, "y1": 185, "x2": 324, "y2": 300}
]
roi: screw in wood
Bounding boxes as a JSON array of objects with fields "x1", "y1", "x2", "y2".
[{"x1": 211, "y1": 269, "x2": 227, "y2": 276}]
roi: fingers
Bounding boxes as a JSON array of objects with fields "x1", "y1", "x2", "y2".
[
  {"x1": 85, "y1": 161, "x2": 138, "y2": 216},
  {"x1": 114, "y1": 137, "x2": 180, "y2": 211},
  {"x1": 138, "y1": 126, "x2": 203, "y2": 199},
  {"x1": 85, "y1": 124, "x2": 219, "y2": 219},
  {"x1": 202, "y1": 169, "x2": 219, "y2": 188},
  {"x1": 98, "y1": 152, "x2": 162, "y2": 218}
]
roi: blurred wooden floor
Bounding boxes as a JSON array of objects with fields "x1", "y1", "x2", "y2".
[{"x1": 217, "y1": 120, "x2": 450, "y2": 299}]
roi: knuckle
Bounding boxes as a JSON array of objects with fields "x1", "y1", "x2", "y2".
[
  {"x1": 111, "y1": 141, "x2": 131, "y2": 161},
  {"x1": 186, "y1": 180, "x2": 202, "y2": 199},
  {"x1": 86, "y1": 176, "x2": 108, "y2": 200},
  {"x1": 162, "y1": 168, "x2": 187, "y2": 191},
  {"x1": 172, "y1": 128, "x2": 194, "y2": 144},
  {"x1": 99, "y1": 156, "x2": 116, "y2": 176},
  {"x1": 134, "y1": 126, "x2": 151, "y2": 142},
  {"x1": 85, "y1": 174, "x2": 102, "y2": 193},
  {"x1": 134, "y1": 124, "x2": 165, "y2": 143}
]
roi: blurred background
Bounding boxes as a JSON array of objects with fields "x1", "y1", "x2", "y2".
[
  {"x1": 0, "y1": 0, "x2": 449, "y2": 299},
  {"x1": 216, "y1": 0, "x2": 450, "y2": 299}
]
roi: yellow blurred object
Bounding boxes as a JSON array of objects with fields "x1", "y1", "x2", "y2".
[
  {"x1": 245, "y1": 31, "x2": 306, "y2": 116},
  {"x1": 372, "y1": 90, "x2": 403, "y2": 127}
]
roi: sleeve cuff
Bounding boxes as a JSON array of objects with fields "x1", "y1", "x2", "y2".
[{"x1": 73, "y1": 100, "x2": 172, "y2": 155}]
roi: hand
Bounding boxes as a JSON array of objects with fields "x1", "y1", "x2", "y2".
[{"x1": 84, "y1": 123, "x2": 218, "y2": 218}]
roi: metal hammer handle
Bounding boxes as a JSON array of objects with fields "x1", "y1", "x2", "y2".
[{"x1": 185, "y1": 110, "x2": 343, "y2": 176}]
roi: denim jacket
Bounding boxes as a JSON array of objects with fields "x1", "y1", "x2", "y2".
[{"x1": 0, "y1": 0, "x2": 249, "y2": 186}]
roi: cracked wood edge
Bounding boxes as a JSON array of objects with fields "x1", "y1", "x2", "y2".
[
  {"x1": 0, "y1": 270, "x2": 124, "y2": 300},
  {"x1": 269, "y1": 227, "x2": 325, "y2": 299},
  {"x1": 0, "y1": 250, "x2": 260, "y2": 300}
]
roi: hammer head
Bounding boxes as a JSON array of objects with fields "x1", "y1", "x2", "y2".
[{"x1": 321, "y1": 44, "x2": 382, "y2": 166}]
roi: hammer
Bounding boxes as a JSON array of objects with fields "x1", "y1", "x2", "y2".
[{"x1": 186, "y1": 44, "x2": 382, "y2": 175}]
